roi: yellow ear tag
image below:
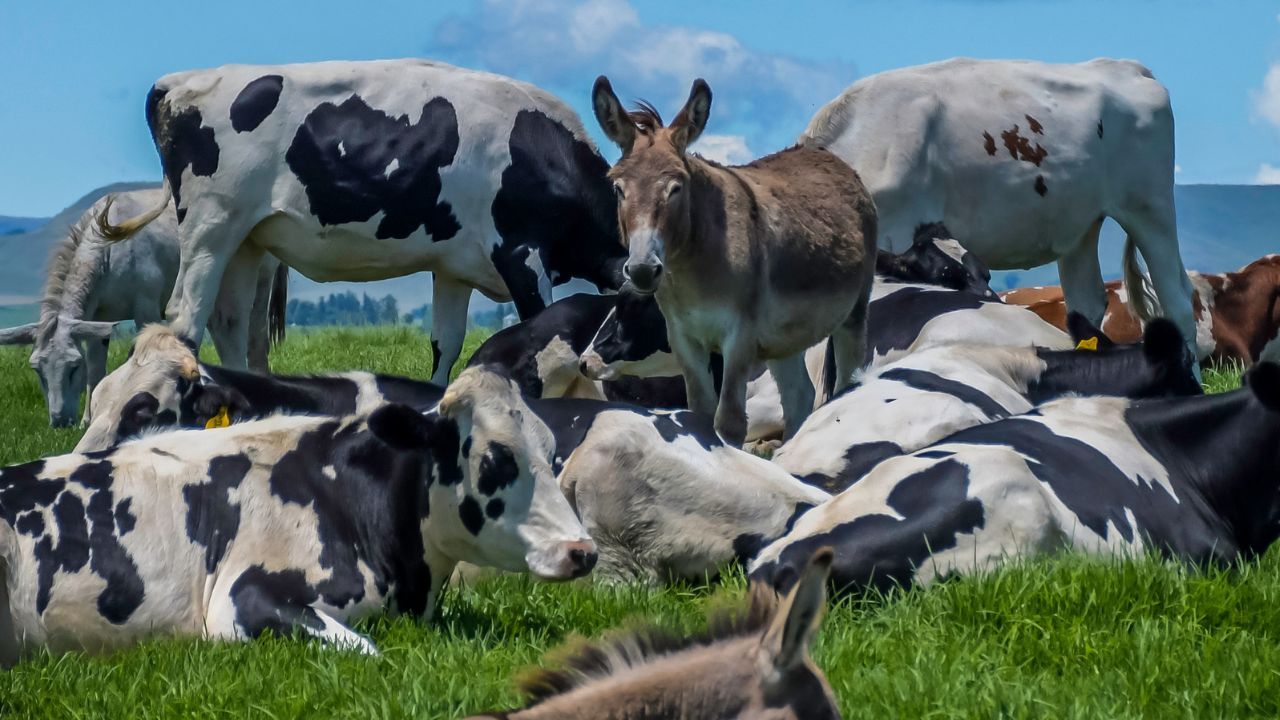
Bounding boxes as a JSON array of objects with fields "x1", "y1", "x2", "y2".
[
  {"x1": 1075, "y1": 337, "x2": 1099, "y2": 351},
  {"x1": 205, "y1": 406, "x2": 231, "y2": 429}
]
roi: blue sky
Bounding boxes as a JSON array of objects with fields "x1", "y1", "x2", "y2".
[{"x1": 2, "y1": 0, "x2": 1279, "y2": 216}]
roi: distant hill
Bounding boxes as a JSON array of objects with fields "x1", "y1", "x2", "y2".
[{"x1": 0, "y1": 217, "x2": 46, "y2": 237}]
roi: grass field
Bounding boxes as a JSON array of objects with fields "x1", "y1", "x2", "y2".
[{"x1": 0, "y1": 328, "x2": 1274, "y2": 719}]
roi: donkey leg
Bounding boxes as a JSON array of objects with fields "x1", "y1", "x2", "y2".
[
  {"x1": 429, "y1": 276, "x2": 472, "y2": 385},
  {"x1": 831, "y1": 291, "x2": 872, "y2": 398},
  {"x1": 1056, "y1": 218, "x2": 1107, "y2": 330},
  {"x1": 714, "y1": 337, "x2": 758, "y2": 447},
  {"x1": 668, "y1": 331, "x2": 717, "y2": 419},
  {"x1": 766, "y1": 353, "x2": 815, "y2": 440}
]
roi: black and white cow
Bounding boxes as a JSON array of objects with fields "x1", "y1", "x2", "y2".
[
  {"x1": 0, "y1": 367, "x2": 594, "y2": 662},
  {"x1": 101, "y1": 59, "x2": 624, "y2": 383},
  {"x1": 750, "y1": 362, "x2": 1280, "y2": 596},
  {"x1": 776, "y1": 318, "x2": 1202, "y2": 493},
  {"x1": 75, "y1": 325, "x2": 445, "y2": 452}
]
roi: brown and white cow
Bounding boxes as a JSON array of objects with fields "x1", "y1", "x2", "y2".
[{"x1": 1003, "y1": 255, "x2": 1280, "y2": 364}]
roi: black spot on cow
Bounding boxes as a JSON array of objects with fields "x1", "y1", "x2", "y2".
[
  {"x1": 589, "y1": 289, "x2": 672, "y2": 366},
  {"x1": 86, "y1": 488, "x2": 145, "y2": 623},
  {"x1": 15, "y1": 511, "x2": 44, "y2": 536},
  {"x1": 461, "y1": 436, "x2": 472, "y2": 458},
  {"x1": 230, "y1": 74, "x2": 284, "y2": 133},
  {"x1": 652, "y1": 410, "x2": 722, "y2": 452},
  {"x1": 490, "y1": 109, "x2": 623, "y2": 318},
  {"x1": 286, "y1": 94, "x2": 461, "y2": 241},
  {"x1": 185, "y1": 454, "x2": 251, "y2": 574},
  {"x1": 459, "y1": 495, "x2": 485, "y2": 536},
  {"x1": 867, "y1": 286, "x2": 989, "y2": 359},
  {"x1": 801, "y1": 441, "x2": 903, "y2": 494},
  {"x1": 879, "y1": 368, "x2": 1011, "y2": 420},
  {"x1": 147, "y1": 86, "x2": 219, "y2": 225},
  {"x1": 35, "y1": 492, "x2": 91, "y2": 615},
  {"x1": 114, "y1": 498, "x2": 136, "y2": 535},
  {"x1": 485, "y1": 498, "x2": 505, "y2": 520},
  {"x1": 69, "y1": 460, "x2": 113, "y2": 490},
  {"x1": 1097, "y1": 122, "x2": 1104, "y2": 138},
  {"x1": 0, "y1": 460, "x2": 59, "y2": 526},
  {"x1": 430, "y1": 340, "x2": 443, "y2": 379},
  {"x1": 230, "y1": 565, "x2": 325, "y2": 638},
  {"x1": 754, "y1": 459, "x2": 986, "y2": 596},
  {"x1": 1034, "y1": 175, "x2": 1048, "y2": 197},
  {"x1": 916, "y1": 450, "x2": 955, "y2": 460},
  {"x1": 432, "y1": 418, "x2": 464, "y2": 486},
  {"x1": 982, "y1": 131, "x2": 997, "y2": 156},
  {"x1": 478, "y1": 443, "x2": 519, "y2": 496}
]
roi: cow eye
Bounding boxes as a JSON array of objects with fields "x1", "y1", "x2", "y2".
[{"x1": 613, "y1": 183, "x2": 625, "y2": 199}]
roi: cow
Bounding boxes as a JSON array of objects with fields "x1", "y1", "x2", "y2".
[
  {"x1": 592, "y1": 77, "x2": 877, "y2": 445},
  {"x1": 800, "y1": 58, "x2": 1199, "y2": 370},
  {"x1": 74, "y1": 325, "x2": 444, "y2": 453},
  {"x1": 0, "y1": 188, "x2": 284, "y2": 427},
  {"x1": 467, "y1": 548, "x2": 841, "y2": 720},
  {"x1": 774, "y1": 317, "x2": 1202, "y2": 493},
  {"x1": 0, "y1": 367, "x2": 595, "y2": 662},
  {"x1": 1003, "y1": 255, "x2": 1280, "y2": 365},
  {"x1": 750, "y1": 362, "x2": 1280, "y2": 597},
  {"x1": 99, "y1": 59, "x2": 624, "y2": 385}
]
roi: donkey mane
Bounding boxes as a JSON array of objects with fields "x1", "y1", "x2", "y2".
[
  {"x1": 515, "y1": 583, "x2": 778, "y2": 706},
  {"x1": 38, "y1": 214, "x2": 105, "y2": 345},
  {"x1": 627, "y1": 100, "x2": 665, "y2": 133}
]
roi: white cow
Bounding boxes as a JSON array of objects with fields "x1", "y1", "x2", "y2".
[
  {"x1": 800, "y1": 58, "x2": 1198, "y2": 367},
  {"x1": 103, "y1": 60, "x2": 623, "y2": 385}
]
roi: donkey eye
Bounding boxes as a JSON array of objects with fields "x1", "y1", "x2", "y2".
[
  {"x1": 667, "y1": 182, "x2": 682, "y2": 198},
  {"x1": 613, "y1": 183, "x2": 625, "y2": 199}
]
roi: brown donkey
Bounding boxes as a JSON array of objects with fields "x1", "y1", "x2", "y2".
[
  {"x1": 466, "y1": 548, "x2": 841, "y2": 719},
  {"x1": 591, "y1": 77, "x2": 877, "y2": 445}
]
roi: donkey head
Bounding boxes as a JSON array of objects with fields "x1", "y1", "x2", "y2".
[
  {"x1": 1, "y1": 319, "x2": 117, "y2": 427},
  {"x1": 592, "y1": 76, "x2": 713, "y2": 295}
]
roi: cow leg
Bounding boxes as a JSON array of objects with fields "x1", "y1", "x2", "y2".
[
  {"x1": 167, "y1": 212, "x2": 260, "y2": 353},
  {"x1": 1056, "y1": 218, "x2": 1108, "y2": 330},
  {"x1": 0, "y1": 558, "x2": 18, "y2": 667},
  {"x1": 205, "y1": 579, "x2": 377, "y2": 654},
  {"x1": 79, "y1": 336, "x2": 110, "y2": 426},
  {"x1": 1114, "y1": 210, "x2": 1200, "y2": 370},
  {"x1": 430, "y1": 276, "x2": 472, "y2": 385},
  {"x1": 767, "y1": 352, "x2": 815, "y2": 440},
  {"x1": 244, "y1": 257, "x2": 276, "y2": 373},
  {"x1": 206, "y1": 242, "x2": 266, "y2": 370},
  {"x1": 669, "y1": 330, "x2": 717, "y2": 419},
  {"x1": 492, "y1": 243, "x2": 553, "y2": 320},
  {"x1": 714, "y1": 336, "x2": 757, "y2": 447}
]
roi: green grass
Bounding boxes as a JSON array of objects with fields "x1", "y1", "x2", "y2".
[{"x1": 0, "y1": 330, "x2": 1274, "y2": 719}]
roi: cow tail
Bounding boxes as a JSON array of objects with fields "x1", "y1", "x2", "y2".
[
  {"x1": 96, "y1": 180, "x2": 172, "y2": 242},
  {"x1": 269, "y1": 260, "x2": 288, "y2": 347},
  {"x1": 1122, "y1": 235, "x2": 1160, "y2": 324}
]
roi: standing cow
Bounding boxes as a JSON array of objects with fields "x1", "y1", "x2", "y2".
[
  {"x1": 102, "y1": 59, "x2": 624, "y2": 384},
  {"x1": 591, "y1": 77, "x2": 877, "y2": 445},
  {"x1": 800, "y1": 58, "x2": 1198, "y2": 368}
]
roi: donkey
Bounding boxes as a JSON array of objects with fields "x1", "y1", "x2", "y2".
[
  {"x1": 592, "y1": 77, "x2": 877, "y2": 445},
  {"x1": 467, "y1": 547, "x2": 841, "y2": 720},
  {"x1": 0, "y1": 188, "x2": 284, "y2": 427}
]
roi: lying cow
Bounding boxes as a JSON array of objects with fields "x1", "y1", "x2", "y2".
[
  {"x1": 0, "y1": 367, "x2": 594, "y2": 662},
  {"x1": 750, "y1": 362, "x2": 1280, "y2": 596},
  {"x1": 774, "y1": 317, "x2": 1201, "y2": 492},
  {"x1": 1003, "y1": 254, "x2": 1280, "y2": 364},
  {"x1": 75, "y1": 325, "x2": 445, "y2": 452}
]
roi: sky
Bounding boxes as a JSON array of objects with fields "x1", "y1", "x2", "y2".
[{"x1": 2, "y1": 0, "x2": 1279, "y2": 216}]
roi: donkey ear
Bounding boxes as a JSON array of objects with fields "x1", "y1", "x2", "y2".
[
  {"x1": 592, "y1": 76, "x2": 635, "y2": 154},
  {"x1": 762, "y1": 546, "x2": 833, "y2": 676},
  {"x1": 671, "y1": 78, "x2": 712, "y2": 153},
  {"x1": 69, "y1": 320, "x2": 119, "y2": 342},
  {"x1": 0, "y1": 322, "x2": 37, "y2": 345}
]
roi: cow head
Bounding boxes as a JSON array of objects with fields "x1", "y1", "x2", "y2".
[
  {"x1": 876, "y1": 223, "x2": 999, "y2": 299},
  {"x1": 579, "y1": 285, "x2": 679, "y2": 380},
  {"x1": 372, "y1": 366, "x2": 596, "y2": 581},
  {"x1": 75, "y1": 325, "x2": 249, "y2": 452},
  {"x1": 16, "y1": 319, "x2": 119, "y2": 427},
  {"x1": 592, "y1": 76, "x2": 712, "y2": 295}
]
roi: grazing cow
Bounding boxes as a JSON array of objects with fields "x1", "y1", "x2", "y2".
[
  {"x1": 75, "y1": 325, "x2": 444, "y2": 452},
  {"x1": 0, "y1": 189, "x2": 283, "y2": 427},
  {"x1": 1003, "y1": 255, "x2": 1280, "y2": 364},
  {"x1": 101, "y1": 59, "x2": 623, "y2": 384},
  {"x1": 468, "y1": 548, "x2": 841, "y2": 720},
  {"x1": 750, "y1": 362, "x2": 1280, "y2": 597},
  {"x1": 800, "y1": 58, "x2": 1198, "y2": 367},
  {"x1": 592, "y1": 77, "x2": 877, "y2": 445},
  {"x1": 0, "y1": 368, "x2": 595, "y2": 661},
  {"x1": 775, "y1": 318, "x2": 1201, "y2": 493},
  {"x1": 529, "y1": 398, "x2": 829, "y2": 583}
]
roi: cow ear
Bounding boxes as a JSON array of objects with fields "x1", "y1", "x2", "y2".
[
  {"x1": 592, "y1": 76, "x2": 635, "y2": 154},
  {"x1": 761, "y1": 547, "x2": 833, "y2": 678},
  {"x1": 0, "y1": 323, "x2": 37, "y2": 345},
  {"x1": 1141, "y1": 318, "x2": 1185, "y2": 366},
  {"x1": 119, "y1": 392, "x2": 160, "y2": 438},
  {"x1": 1065, "y1": 311, "x2": 1114, "y2": 349},
  {"x1": 69, "y1": 320, "x2": 119, "y2": 342},
  {"x1": 192, "y1": 383, "x2": 250, "y2": 421},
  {"x1": 368, "y1": 403, "x2": 435, "y2": 450},
  {"x1": 670, "y1": 78, "x2": 712, "y2": 154},
  {"x1": 1247, "y1": 362, "x2": 1280, "y2": 412}
]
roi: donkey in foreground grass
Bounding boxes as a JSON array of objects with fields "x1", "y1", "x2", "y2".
[
  {"x1": 468, "y1": 547, "x2": 840, "y2": 719},
  {"x1": 592, "y1": 77, "x2": 877, "y2": 445}
]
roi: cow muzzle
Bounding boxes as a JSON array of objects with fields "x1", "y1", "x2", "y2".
[{"x1": 530, "y1": 538, "x2": 599, "y2": 580}]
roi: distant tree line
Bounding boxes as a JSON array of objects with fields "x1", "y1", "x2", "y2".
[{"x1": 287, "y1": 292, "x2": 400, "y2": 326}]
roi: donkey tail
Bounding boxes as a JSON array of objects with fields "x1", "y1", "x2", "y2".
[
  {"x1": 1121, "y1": 235, "x2": 1160, "y2": 324},
  {"x1": 96, "y1": 180, "x2": 172, "y2": 242},
  {"x1": 268, "y1": 259, "x2": 288, "y2": 347}
]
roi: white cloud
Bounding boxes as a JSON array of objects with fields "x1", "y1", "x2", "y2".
[
  {"x1": 1174, "y1": 164, "x2": 1182, "y2": 174},
  {"x1": 1254, "y1": 63, "x2": 1280, "y2": 129},
  {"x1": 691, "y1": 134, "x2": 753, "y2": 164},
  {"x1": 431, "y1": 0, "x2": 854, "y2": 152},
  {"x1": 1255, "y1": 163, "x2": 1280, "y2": 184}
]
